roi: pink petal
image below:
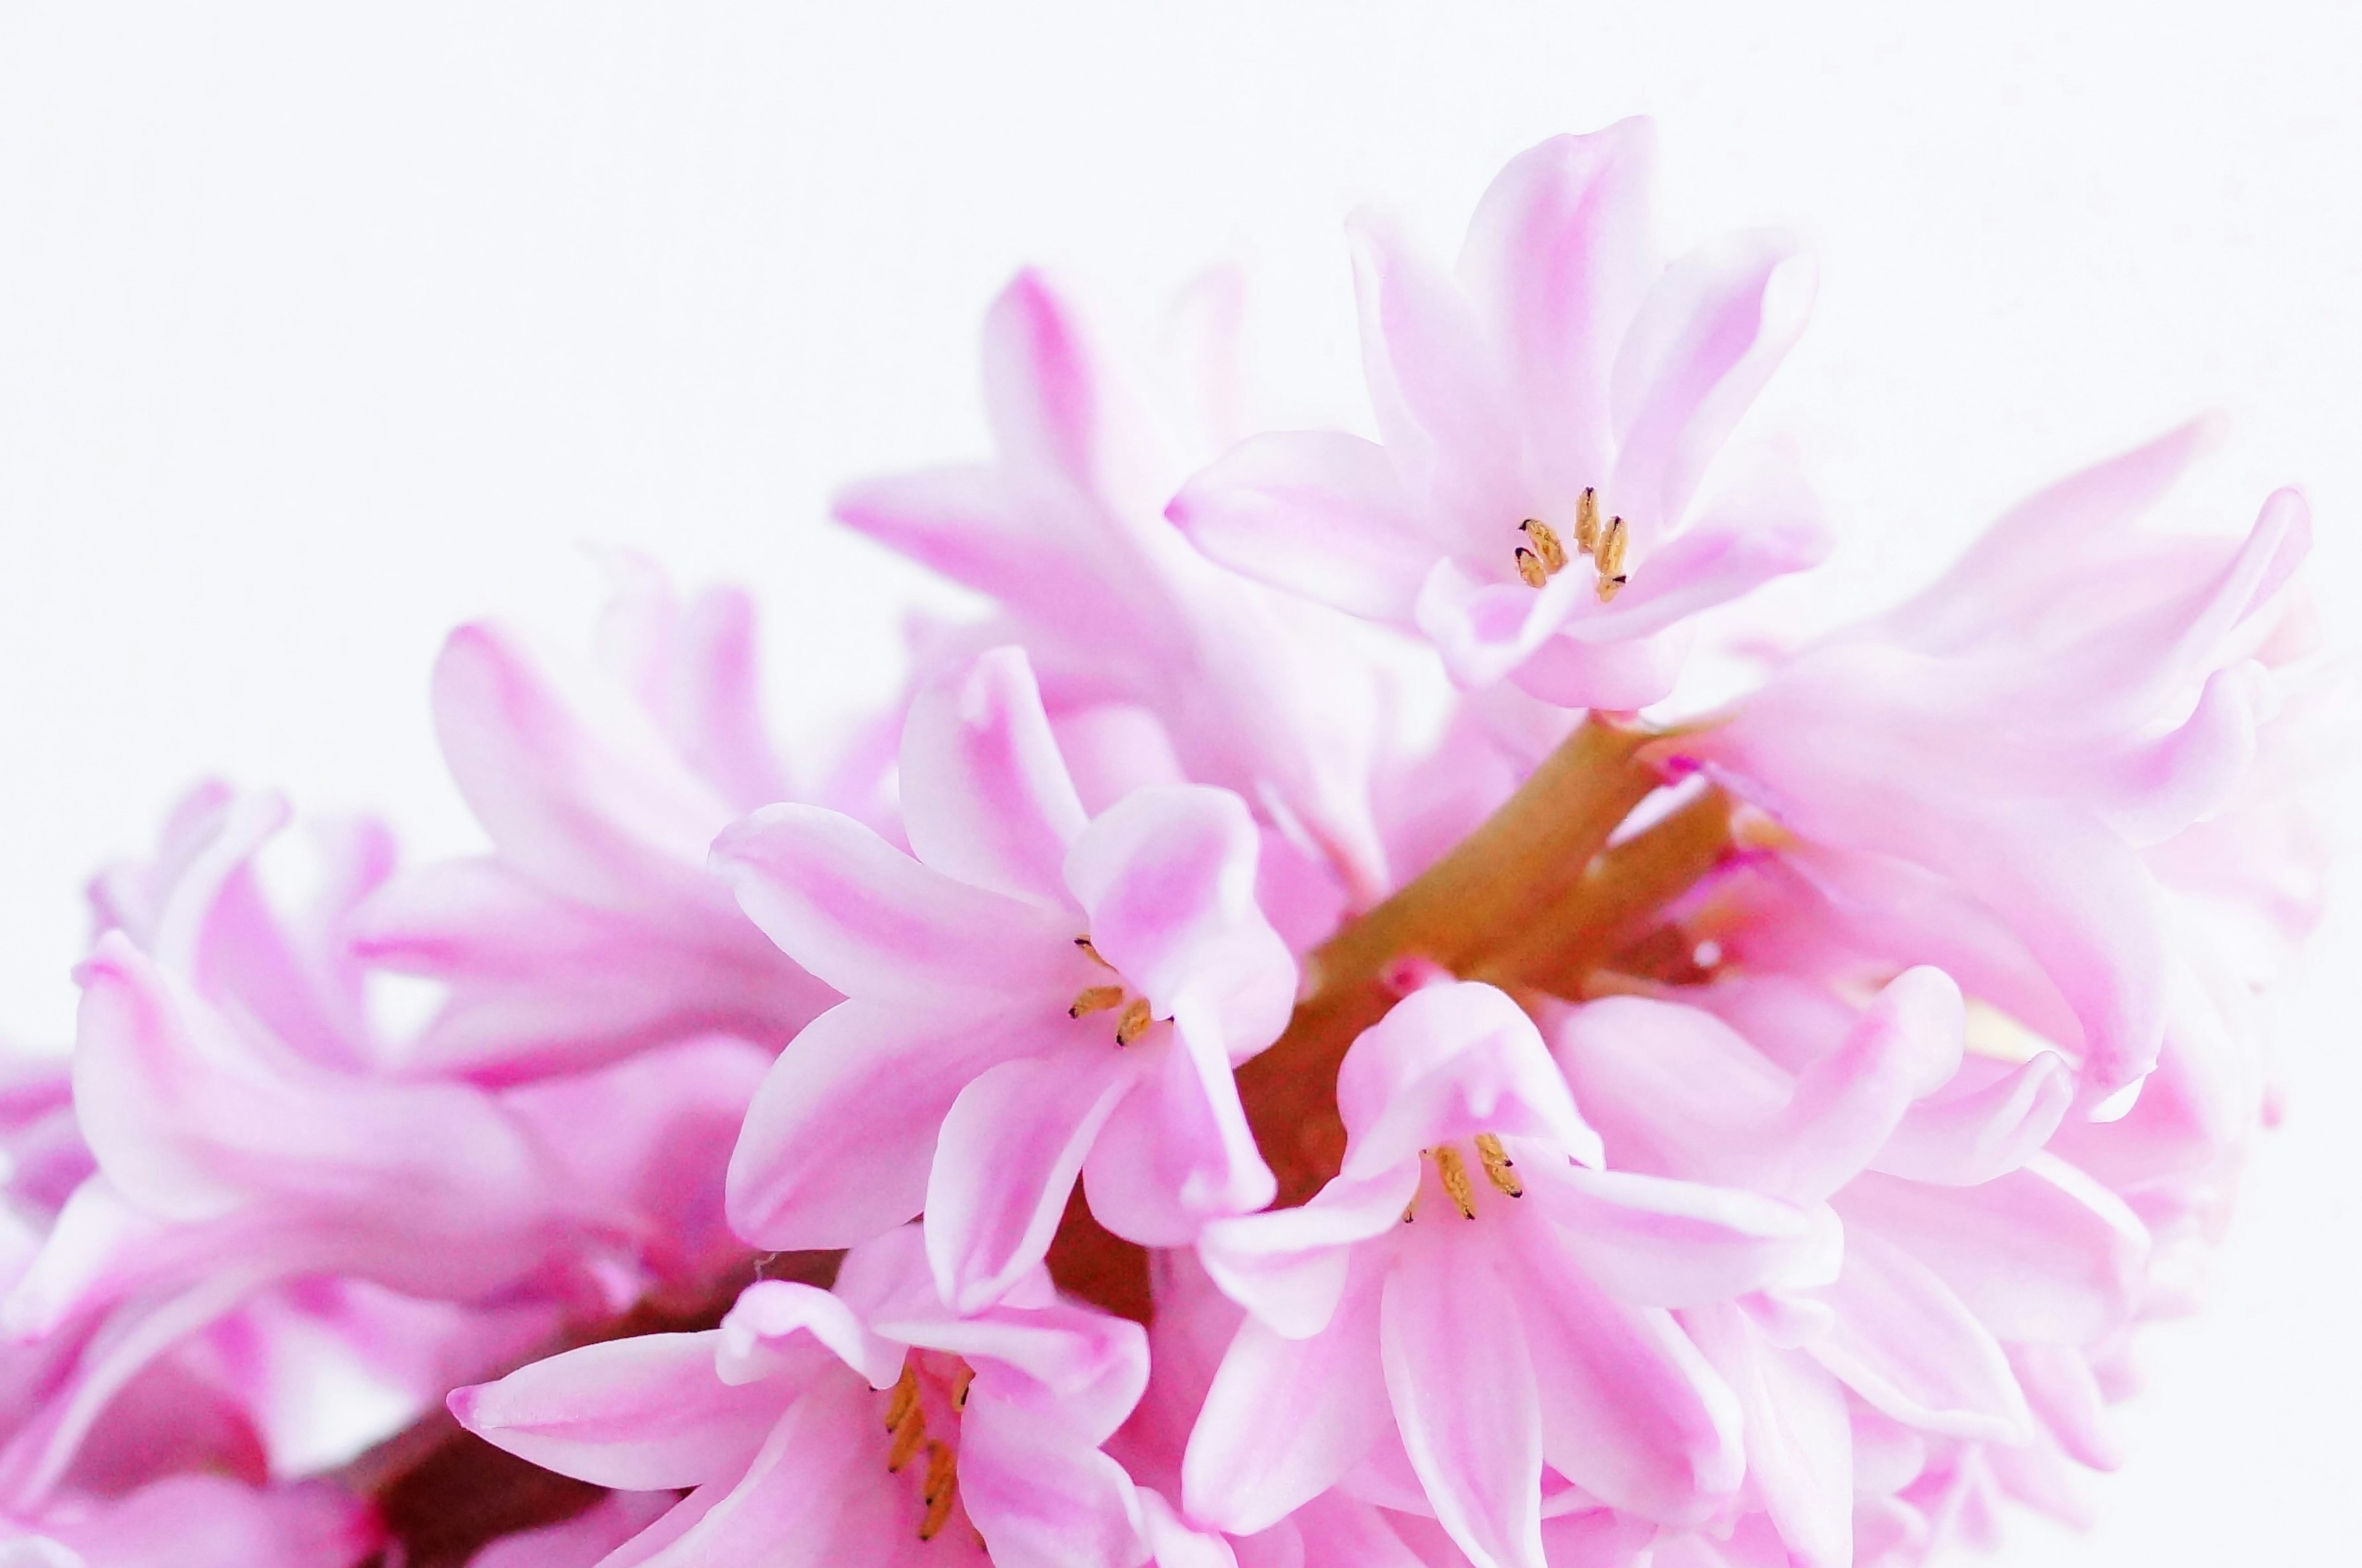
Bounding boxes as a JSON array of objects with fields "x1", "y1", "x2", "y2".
[
  {"x1": 958, "y1": 1393, "x2": 1145, "y2": 1567},
  {"x1": 1345, "y1": 215, "x2": 1525, "y2": 543},
  {"x1": 1872, "y1": 1052, "x2": 2072, "y2": 1187},
  {"x1": 1335, "y1": 982, "x2": 1601, "y2": 1182},
  {"x1": 1381, "y1": 1225, "x2": 1545, "y2": 1568},
  {"x1": 1183, "y1": 1266, "x2": 1390, "y2": 1534},
  {"x1": 429, "y1": 622, "x2": 736, "y2": 904},
  {"x1": 1834, "y1": 1158, "x2": 2148, "y2": 1344},
  {"x1": 1455, "y1": 121, "x2": 1656, "y2": 501},
  {"x1": 1064, "y1": 784, "x2": 1295, "y2": 1053},
  {"x1": 712, "y1": 804, "x2": 1077, "y2": 1001},
  {"x1": 1195, "y1": 1164, "x2": 1419, "y2": 1339},
  {"x1": 983, "y1": 269, "x2": 1113, "y2": 496},
  {"x1": 715, "y1": 1281, "x2": 903, "y2": 1391},
  {"x1": 1607, "y1": 234, "x2": 1813, "y2": 542},
  {"x1": 593, "y1": 561, "x2": 795, "y2": 815},
  {"x1": 450, "y1": 1331, "x2": 790, "y2": 1490},
  {"x1": 901, "y1": 647, "x2": 1089, "y2": 908},
  {"x1": 2008, "y1": 1342, "x2": 2123, "y2": 1471},
  {"x1": 1522, "y1": 1163, "x2": 1834, "y2": 1308},
  {"x1": 1557, "y1": 498, "x2": 1831, "y2": 645},
  {"x1": 1767, "y1": 967, "x2": 1966, "y2": 1204},
  {"x1": 834, "y1": 463, "x2": 1051, "y2": 616},
  {"x1": 925, "y1": 1053, "x2": 1137, "y2": 1313},
  {"x1": 1083, "y1": 1008, "x2": 1275, "y2": 1248},
  {"x1": 1500, "y1": 1214, "x2": 1742, "y2": 1522},
  {"x1": 1687, "y1": 1305, "x2": 1851, "y2": 1568},
  {"x1": 625, "y1": 1375, "x2": 945, "y2": 1568},
  {"x1": 1805, "y1": 1228, "x2": 2031, "y2": 1443},
  {"x1": 724, "y1": 999, "x2": 1038, "y2": 1251},
  {"x1": 1167, "y1": 431, "x2": 1436, "y2": 622}
]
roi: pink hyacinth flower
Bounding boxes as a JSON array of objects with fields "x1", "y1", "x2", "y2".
[
  {"x1": 1666, "y1": 423, "x2": 2313, "y2": 1104},
  {"x1": 1169, "y1": 119, "x2": 1827, "y2": 709},
  {"x1": 353, "y1": 560, "x2": 837, "y2": 1083},
  {"x1": 1183, "y1": 982, "x2": 1837, "y2": 1568},
  {"x1": 0, "y1": 1474, "x2": 380, "y2": 1568},
  {"x1": 715, "y1": 645, "x2": 1294, "y2": 1311},
  {"x1": 452, "y1": 1225, "x2": 1230, "y2": 1567},
  {"x1": 837, "y1": 268, "x2": 1394, "y2": 905},
  {"x1": 1554, "y1": 971, "x2": 2144, "y2": 1567}
]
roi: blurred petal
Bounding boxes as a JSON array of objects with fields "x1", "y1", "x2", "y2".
[{"x1": 1167, "y1": 431, "x2": 1434, "y2": 622}]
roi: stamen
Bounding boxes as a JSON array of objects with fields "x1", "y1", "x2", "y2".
[
  {"x1": 883, "y1": 1362, "x2": 920, "y2": 1434},
  {"x1": 1115, "y1": 997, "x2": 1153, "y2": 1046},
  {"x1": 1574, "y1": 487, "x2": 1601, "y2": 555},
  {"x1": 1514, "y1": 546, "x2": 1549, "y2": 589},
  {"x1": 948, "y1": 1363, "x2": 976, "y2": 1411},
  {"x1": 1596, "y1": 515, "x2": 1629, "y2": 602},
  {"x1": 1401, "y1": 1193, "x2": 1417, "y2": 1224},
  {"x1": 886, "y1": 1396, "x2": 928, "y2": 1473},
  {"x1": 1433, "y1": 1144, "x2": 1478, "y2": 1220},
  {"x1": 1521, "y1": 519, "x2": 1567, "y2": 573},
  {"x1": 1474, "y1": 1132, "x2": 1522, "y2": 1198},
  {"x1": 1075, "y1": 935, "x2": 1113, "y2": 968},
  {"x1": 1068, "y1": 985, "x2": 1125, "y2": 1018},
  {"x1": 918, "y1": 1440, "x2": 959, "y2": 1540}
]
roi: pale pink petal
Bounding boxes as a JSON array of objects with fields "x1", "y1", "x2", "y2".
[
  {"x1": 1768, "y1": 967, "x2": 1965, "y2": 1204},
  {"x1": 959, "y1": 1393, "x2": 1146, "y2": 1567},
  {"x1": 31, "y1": 1475, "x2": 381, "y2": 1568},
  {"x1": 1195, "y1": 1165, "x2": 1419, "y2": 1339},
  {"x1": 1134, "y1": 1487, "x2": 1241, "y2": 1568},
  {"x1": 1500, "y1": 1212, "x2": 1743, "y2": 1523},
  {"x1": 1381, "y1": 1225, "x2": 1546, "y2": 1568},
  {"x1": 1522, "y1": 1163, "x2": 1834, "y2": 1308},
  {"x1": 1346, "y1": 215, "x2": 1525, "y2": 543},
  {"x1": 1503, "y1": 621, "x2": 1695, "y2": 712},
  {"x1": 1557, "y1": 499, "x2": 1831, "y2": 645},
  {"x1": 594, "y1": 562, "x2": 795, "y2": 815},
  {"x1": 1167, "y1": 431, "x2": 1436, "y2": 622},
  {"x1": 1805, "y1": 1228, "x2": 2031, "y2": 1443},
  {"x1": 429, "y1": 623, "x2": 734, "y2": 903},
  {"x1": 1083, "y1": 1006, "x2": 1275, "y2": 1248},
  {"x1": 1064, "y1": 784, "x2": 1295, "y2": 1051},
  {"x1": 983, "y1": 269, "x2": 1115, "y2": 496},
  {"x1": 725, "y1": 1000, "x2": 1039, "y2": 1251},
  {"x1": 466, "y1": 1489, "x2": 677, "y2": 1568},
  {"x1": 901, "y1": 647, "x2": 1089, "y2": 908},
  {"x1": 449, "y1": 1332, "x2": 790, "y2": 1490},
  {"x1": 1607, "y1": 235, "x2": 1813, "y2": 542},
  {"x1": 1537, "y1": 1509, "x2": 1658, "y2": 1568},
  {"x1": 925, "y1": 1053, "x2": 1138, "y2": 1313},
  {"x1": 834, "y1": 464, "x2": 1051, "y2": 614},
  {"x1": 715, "y1": 1280, "x2": 903, "y2": 1390},
  {"x1": 2008, "y1": 1342, "x2": 2123, "y2": 1471},
  {"x1": 626, "y1": 1375, "x2": 947, "y2": 1568},
  {"x1": 1456, "y1": 119, "x2": 1656, "y2": 498},
  {"x1": 1183, "y1": 1264, "x2": 1390, "y2": 1534},
  {"x1": 1872, "y1": 1053, "x2": 2072, "y2": 1186},
  {"x1": 1687, "y1": 1304, "x2": 1851, "y2": 1568},
  {"x1": 712, "y1": 805, "x2": 1076, "y2": 1001},
  {"x1": 1335, "y1": 982, "x2": 1601, "y2": 1181},
  {"x1": 1834, "y1": 1158, "x2": 2149, "y2": 1343}
]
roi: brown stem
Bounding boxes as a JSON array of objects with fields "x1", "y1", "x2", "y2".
[{"x1": 1238, "y1": 715, "x2": 1661, "y2": 1204}]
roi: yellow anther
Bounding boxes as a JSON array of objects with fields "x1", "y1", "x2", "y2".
[
  {"x1": 1521, "y1": 518, "x2": 1567, "y2": 574},
  {"x1": 1075, "y1": 935, "x2": 1112, "y2": 968},
  {"x1": 1115, "y1": 997, "x2": 1153, "y2": 1046},
  {"x1": 1596, "y1": 515, "x2": 1629, "y2": 602},
  {"x1": 1433, "y1": 1144, "x2": 1478, "y2": 1220},
  {"x1": 886, "y1": 1396, "x2": 928, "y2": 1473},
  {"x1": 947, "y1": 1362, "x2": 976, "y2": 1411},
  {"x1": 1514, "y1": 546, "x2": 1549, "y2": 589},
  {"x1": 883, "y1": 1362, "x2": 920, "y2": 1434},
  {"x1": 1574, "y1": 487, "x2": 1602, "y2": 555},
  {"x1": 1068, "y1": 985, "x2": 1126, "y2": 1019},
  {"x1": 919, "y1": 1441, "x2": 960, "y2": 1540},
  {"x1": 1474, "y1": 1132, "x2": 1522, "y2": 1198}
]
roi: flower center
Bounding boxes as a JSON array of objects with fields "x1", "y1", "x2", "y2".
[
  {"x1": 1402, "y1": 1132, "x2": 1524, "y2": 1222},
  {"x1": 1069, "y1": 936, "x2": 1153, "y2": 1045},
  {"x1": 881, "y1": 1350, "x2": 976, "y2": 1543},
  {"x1": 1514, "y1": 487, "x2": 1627, "y2": 602}
]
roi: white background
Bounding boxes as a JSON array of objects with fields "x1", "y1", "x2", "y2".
[{"x1": 1, "y1": 3, "x2": 2355, "y2": 1560}]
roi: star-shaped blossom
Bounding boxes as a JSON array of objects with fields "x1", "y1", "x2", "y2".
[
  {"x1": 1169, "y1": 119, "x2": 1827, "y2": 709},
  {"x1": 715, "y1": 646, "x2": 1295, "y2": 1311},
  {"x1": 1183, "y1": 982, "x2": 1836, "y2": 1568},
  {"x1": 453, "y1": 1225, "x2": 1231, "y2": 1567}
]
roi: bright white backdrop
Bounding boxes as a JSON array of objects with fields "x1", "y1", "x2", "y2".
[{"x1": 2, "y1": 3, "x2": 2355, "y2": 1560}]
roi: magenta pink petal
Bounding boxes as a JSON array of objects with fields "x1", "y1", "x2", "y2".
[{"x1": 899, "y1": 646, "x2": 1089, "y2": 909}]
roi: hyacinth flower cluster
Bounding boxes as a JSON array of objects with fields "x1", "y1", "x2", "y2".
[{"x1": 0, "y1": 119, "x2": 2339, "y2": 1568}]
